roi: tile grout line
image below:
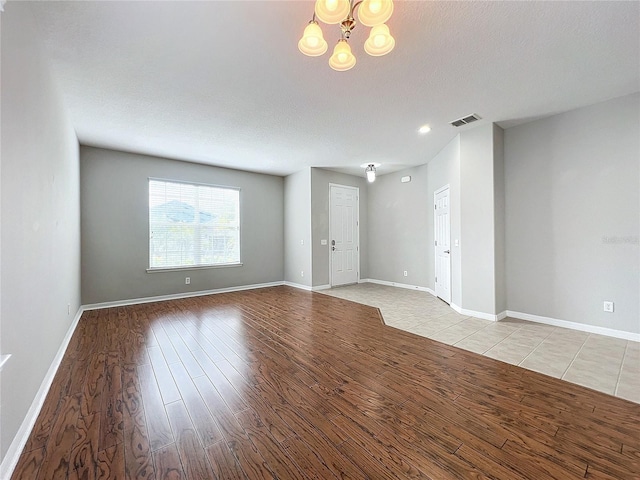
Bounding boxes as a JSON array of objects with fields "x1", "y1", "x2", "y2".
[
  {"x1": 517, "y1": 327, "x2": 558, "y2": 367},
  {"x1": 479, "y1": 323, "x2": 525, "y2": 355},
  {"x1": 560, "y1": 333, "x2": 591, "y2": 381},
  {"x1": 613, "y1": 340, "x2": 628, "y2": 397},
  {"x1": 475, "y1": 323, "x2": 526, "y2": 354},
  {"x1": 451, "y1": 320, "x2": 498, "y2": 349},
  {"x1": 413, "y1": 310, "x2": 470, "y2": 339}
]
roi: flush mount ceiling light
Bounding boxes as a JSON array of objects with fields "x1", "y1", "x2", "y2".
[
  {"x1": 361, "y1": 162, "x2": 381, "y2": 182},
  {"x1": 298, "y1": 0, "x2": 395, "y2": 72},
  {"x1": 418, "y1": 124, "x2": 431, "y2": 134}
]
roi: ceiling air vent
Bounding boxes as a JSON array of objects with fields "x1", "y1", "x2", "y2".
[{"x1": 450, "y1": 113, "x2": 482, "y2": 127}]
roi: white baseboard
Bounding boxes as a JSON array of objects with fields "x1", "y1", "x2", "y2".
[
  {"x1": 83, "y1": 281, "x2": 285, "y2": 310},
  {"x1": 450, "y1": 303, "x2": 502, "y2": 321},
  {"x1": 506, "y1": 310, "x2": 640, "y2": 342},
  {"x1": 0, "y1": 307, "x2": 84, "y2": 480},
  {"x1": 362, "y1": 278, "x2": 435, "y2": 296},
  {"x1": 283, "y1": 281, "x2": 312, "y2": 291},
  {"x1": 286, "y1": 282, "x2": 330, "y2": 292}
]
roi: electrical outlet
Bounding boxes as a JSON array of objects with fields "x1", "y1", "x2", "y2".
[
  {"x1": 67, "y1": 303, "x2": 71, "y2": 315},
  {"x1": 403, "y1": 271, "x2": 408, "y2": 277},
  {"x1": 301, "y1": 239, "x2": 304, "y2": 245},
  {"x1": 185, "y1": 277, "x2": 191, "y2": 285},
  {"x1": 603, "y1": 301, "x2": 614, "y2": 313},
  {"x1": 301, "y1": 271, "x2": 304, "y2": 277}
]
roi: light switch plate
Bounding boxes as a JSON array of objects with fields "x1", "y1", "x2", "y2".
[{"x1": 321, "y1": 239, "x2": 327, "y2": 245}]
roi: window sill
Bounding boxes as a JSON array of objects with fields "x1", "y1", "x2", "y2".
[{"x1": 146, "y1": 263, "x2": 243, "y2": 273}]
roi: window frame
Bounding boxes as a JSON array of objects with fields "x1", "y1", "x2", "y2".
[{"x1": 146, "y1": 177, "x2": 243, "y2": 273}]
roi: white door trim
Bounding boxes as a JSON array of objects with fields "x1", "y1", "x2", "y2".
[
  {"x1": 434, "y1": 184, "x2": 451, "y2": 304},
  {"x1": 329, "y1": 183, "x2": 360, "y2": 287}
]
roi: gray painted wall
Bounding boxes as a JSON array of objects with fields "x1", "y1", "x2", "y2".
[
  {"x1": 80, "y1": 147, "x2": 284, "y2": 304},
  {"x1": 368, "y1": 164, "x2": 430, "y2": 287},
  {"x1": 311, "y1": 169, "x2": 368, "y2": 287},
  {"x1": 493, "y1": 125, "x2": 507, "y2": 314},
  {"x1": 284, "y1": 168, "x2": 312, "y2": 286},
  {"x1": 460, "y1": 124, "x2": 499, "y2": 315},
  {"x1": 365, "y1": 136, "x2": 462, "y2": 302},
  {"x1": 1, "y1": 4, "x2": 81, "y2": 461},
  {"x1": 505, "y1": 93, "x2": 640, "y2": 334},
  {"x1": 427, "y1": 136, "x2": 462, "y2": 304}
]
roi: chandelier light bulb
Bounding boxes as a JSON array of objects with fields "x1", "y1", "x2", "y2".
[
  {"x1": 314, "y1": 0, "x2": 351, "y2": 25},
  {"x1": 329, "y1": 39, "x2": 356, "y2": 71},
  {"x1": 364, "y1": 24, "x2": 395, "y2": 56},
  {"x1": 357, "y1": 0, "x2": 394, "y2": 27},
  {"x1": 298, "y1": 21, "x2": 328, "y2": 56},
  {"x1": 369, "y1": 0, "x2": 382, "y2": 14}
]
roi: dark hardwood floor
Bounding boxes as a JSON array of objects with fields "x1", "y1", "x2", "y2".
[{"x1": 11, "y1": 286, "x2": 640, "y2": 479}]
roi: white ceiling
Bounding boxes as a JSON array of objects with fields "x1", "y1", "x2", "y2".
[{"x1": 26, "y1": 0, "x2": 640, "y2": 177}]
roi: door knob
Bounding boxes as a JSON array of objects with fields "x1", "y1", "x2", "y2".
[{"x1": 444, "y1": 250, "x2": 450, "y2": 254}]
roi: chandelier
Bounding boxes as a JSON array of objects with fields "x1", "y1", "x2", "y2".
[
  {"x1": 361, "y1": 162, "x2": 380, "y2": 182},
  {"x1": 298, "y1": 0, "x2": 395, "y2": 71}
]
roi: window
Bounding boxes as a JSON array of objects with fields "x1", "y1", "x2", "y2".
[{"x1": 149, "y1": 179, "x2": 240, "y2": 270}]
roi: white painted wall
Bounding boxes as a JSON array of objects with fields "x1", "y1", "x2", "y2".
[
  {"x1": 504, "y1": 93, "x2": 640, "y2": 334},
  {"x1": 1, "y1": 3, "x2": 81, "y2": 463},
  {"x1": 284, "y1": 168, "x2": 312, "y2": 287}
]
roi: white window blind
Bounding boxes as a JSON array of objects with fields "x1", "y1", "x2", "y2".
[{"x1": 149, "y1": 179, "x2": 240, "y2": 269}]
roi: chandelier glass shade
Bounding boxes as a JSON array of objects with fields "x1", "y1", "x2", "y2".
[
  {"x1": 314, "y1": 0, "x2": 351, "y2": 24},
  {"x1": 329, "y1": 39, "x2": 357, "y2": 71},
  {"x1": 298, "y1": 21, "x2": 328, "y2": 56},
  {"x1": 299, "y1": 0, "x2": 395, "y2": 71},
  {"x1": 364, "y1": 24, "x2": 395, "y2": 56},
  {"x1": 357, "y1": 0, "x2": 394, "y2": 26}
]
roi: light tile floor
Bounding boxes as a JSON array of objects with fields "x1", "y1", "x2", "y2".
[{"x1": 320, "y1": 283, "x2": 640, "y2": 404}]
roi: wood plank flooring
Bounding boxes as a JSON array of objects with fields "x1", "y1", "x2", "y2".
[{"x1": 11, "y1": 286, "x2": 640, "y2": 479}]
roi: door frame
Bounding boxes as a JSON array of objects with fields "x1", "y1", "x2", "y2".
[
  {"x1": 434, "y1": 184, "x2": 451, "y2": 303},
  {"x1": 329, "y1": 183, "x2": 360, "y2": 287}
]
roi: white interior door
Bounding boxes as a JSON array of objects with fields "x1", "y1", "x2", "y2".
[
  {"x1": 434, "y1": 186, "x2": 451, "y2": 304},
  {"x1": 330, "y1": 185, "x2": 359, "y2": 286}
]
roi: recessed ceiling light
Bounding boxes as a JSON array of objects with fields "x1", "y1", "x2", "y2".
[{"x1": 418, "y1": 125, "x2": 431, "y2": 134}]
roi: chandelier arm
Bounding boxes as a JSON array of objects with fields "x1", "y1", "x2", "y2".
[
  {"x1": 340, "y1": 0, "x2": 361, "y2": 39},
  {"x1": 350, "y1": 0, "x2": 364, "y2": 16}
]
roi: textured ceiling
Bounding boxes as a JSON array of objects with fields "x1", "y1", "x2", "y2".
[{"x1": 26, "y1": 1, "x2": 640, "y2": 177}]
